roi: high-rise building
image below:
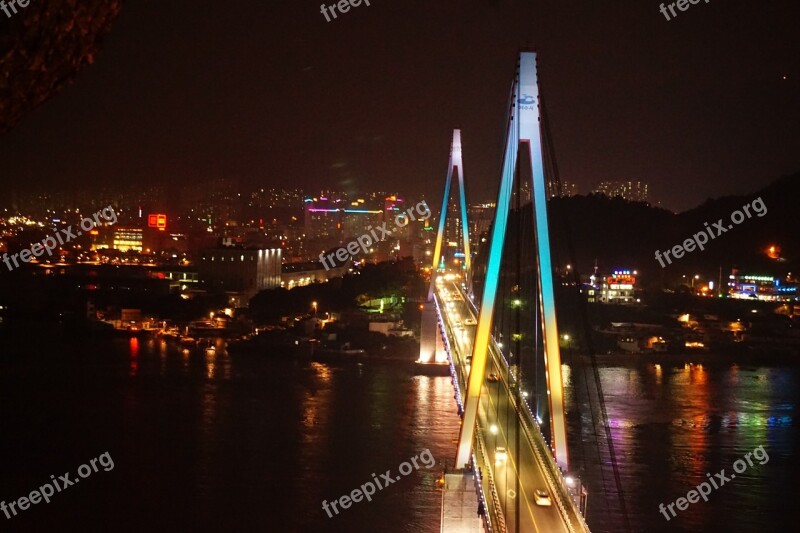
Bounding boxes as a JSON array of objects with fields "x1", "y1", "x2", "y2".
[
  {"x1": 244, "y1": 188, "x2": 304, "y2": 227},
  {"x1": 111, "y1": 227, "x2": 143, "y2": 252},
  {"x1": 547, "y1": 181, "x2": 578, "y2": 198},
  {"x1": 304, "y1": 195, "x2": 343, "y2": 241},
  {"x1": 467, "y1": 203, "x2": 494, "y2": 251},
  {"x1": 592, "y1": 180, "x2": 648, "y2": 202}
]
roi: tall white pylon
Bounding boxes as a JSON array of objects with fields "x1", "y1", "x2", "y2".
[
  {"x1": 455, "y1": 52, "x2": 569, "y2": 471},
  {"x1": 428, "y1": 129, "x2": 472, "y2": 302}
]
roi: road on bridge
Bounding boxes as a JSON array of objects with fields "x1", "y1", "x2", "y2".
[{"x1": 436, "y1": 280, "x2": 572, "y2": 533}]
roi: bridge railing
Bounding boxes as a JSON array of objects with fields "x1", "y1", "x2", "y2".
[
  {"x1": 438, "y1": 282, "x2": 590, "y2": 533},
  {"x1": 488, "y1": 337, "x2": 591, "y2": 533},
  {"x1": 434, "y1": 293, "x2": 503, "y2": 533},
  {"x1": 473, "y1": 427, "x2": 506, "y2": 533},
  {"x1": 456, "y1": 283, "x2": 590, "y2": 533},
  {"x1": 432, "y1": 293, "x2": 465, "y2": 412},
  {"x1": 517, "y1": 387, "x2": 592, "y2": 533}
]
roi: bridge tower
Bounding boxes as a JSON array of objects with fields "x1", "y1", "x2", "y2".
[
  {"x1": 455, "y1": 51, "x2": 569, "y2": 471},
  {"x1": 427, "y1": 129, "x2": 472, "y2": 301},
  {"x1": 419, "y1": 129, "x2": 473, "y2": 367}
]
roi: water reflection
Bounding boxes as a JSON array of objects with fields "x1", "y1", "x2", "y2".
[
  {"x1": 158, "y1": 339, "x2": 168, "y2": 376},
  {"x1": 205, "y1": 347, "x2": 216, "y2": 380},
  {"x1": 129, "y1": 336, "x2": 139, "y2": 377},
  {"x1": 572, "y1": 362, "x2": 798, "y2": 533}
]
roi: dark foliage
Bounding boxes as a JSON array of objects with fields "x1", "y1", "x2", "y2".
[
  {"x1": 0, "y1": 0, "x2": 123, "y2": 134},
  {"x1": 249, "y1": 258, "x2": 422, "y2": 322}
]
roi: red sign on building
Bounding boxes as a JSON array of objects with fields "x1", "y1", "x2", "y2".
[{"x1": 148, "y1": 214, "x2": 167, "y2": 230}]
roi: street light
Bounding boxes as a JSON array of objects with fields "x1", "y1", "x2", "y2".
[{"x1": 311, "y1": 301, "x2": 318, "y2": 316}]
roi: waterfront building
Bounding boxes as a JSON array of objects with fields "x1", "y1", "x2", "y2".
[
  {"x1": 585, "y1": 269, "x2": 638, "y2": 304},
  {"x1": 728, "y1": 273, "x2": 798, "y2": 302},
  {"x1": 198, "y1": 247, "x2": 282, "y2": 305}
]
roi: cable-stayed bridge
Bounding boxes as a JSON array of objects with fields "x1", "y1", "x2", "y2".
[{"x1": 419, "y1": 52, "x2": 598, "y2": 533}]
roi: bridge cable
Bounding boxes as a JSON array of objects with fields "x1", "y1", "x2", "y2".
[
  {"x1": 539, "y1": 94, "x2": 633, "y2": 533},
  {"x1": 514, "y1": 139, "x2": 524, "y2": 533}
]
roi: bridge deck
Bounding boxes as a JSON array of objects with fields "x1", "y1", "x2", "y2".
[{"x1": 435, "y1": 279, "x2": 590, "y2": 533}]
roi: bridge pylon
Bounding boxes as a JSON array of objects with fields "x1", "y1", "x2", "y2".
[
  {"x1": 427, "y1": 129, "x2": 472, "y2": 302},
  {"x1": 455, "y1": 51, "x2": 569, "y2": 471}
]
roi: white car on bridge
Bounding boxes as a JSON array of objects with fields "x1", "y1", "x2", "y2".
[
  {"x1": 534, "y1": 489, "x2": 552, "y2": 506},
  {"x1": 495, "y1": 447, "x2": 508, "y2": 464}
]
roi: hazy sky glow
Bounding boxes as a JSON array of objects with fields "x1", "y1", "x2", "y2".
[{"x1": 0, "y1": 0, "x2": 798, "y2": 210}]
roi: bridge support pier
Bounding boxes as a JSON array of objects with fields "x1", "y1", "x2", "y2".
[
  {"x1": 419, "y1": 302, "x2": 439, "y2": 364},
  {"x1": 416, "y1": 302, "x2": 450, "y2": 376},
  {"x1": 419, "y1": 301, "x2": 447, "y2": 365},
  {"x1": 440, "y1": 470, "x2": 484, "y2": 533}
]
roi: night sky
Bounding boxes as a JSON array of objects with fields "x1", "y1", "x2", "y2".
[{"x1": 1, "y1": 0, "x2": 798, "y2": 210}]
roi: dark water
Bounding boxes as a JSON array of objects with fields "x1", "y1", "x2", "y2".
[
  {"x1": 1, "y1": 337, "x2": 798, "y2": 532},
  {"x1": 566, "y1": 361, "x2": 800, "y2": 533},
  {"x1": 0, "y1": 337, "x2": 459, "y2": 532}
]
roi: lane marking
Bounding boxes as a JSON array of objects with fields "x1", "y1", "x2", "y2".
[
  {"x1": 442, "y1": 283, "x2": 566, "y2": 531},
  {"x1": 484, "y1": 388, "x2": 542, "y2": 533}
]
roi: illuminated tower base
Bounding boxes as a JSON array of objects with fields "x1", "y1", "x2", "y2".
[{"x1": 415, "y1": 302, "x2": 450, "y2": 375}]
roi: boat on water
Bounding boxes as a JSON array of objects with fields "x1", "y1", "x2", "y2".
[
  {"x1": 317, "y1": 341, "x2": 366, "y2": 356},
  {"x1": 180, "y1": 336, "x2": 197, "y2": 346},
  {"x1": 617, "y1": 337, "x2": 642, "y2": 354},
  {"x1": 188, "y1": 320, "x2": 229, "y2": 337},
  {"x1": 159, "y1": 326, "x2": 182, "y2": 341},
  {"x1": 318, "y1": 347, "x2": 367, "y2": 355},
  {"x1": 617, "y1": 335, "x2": 669, "y2": 354}
]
